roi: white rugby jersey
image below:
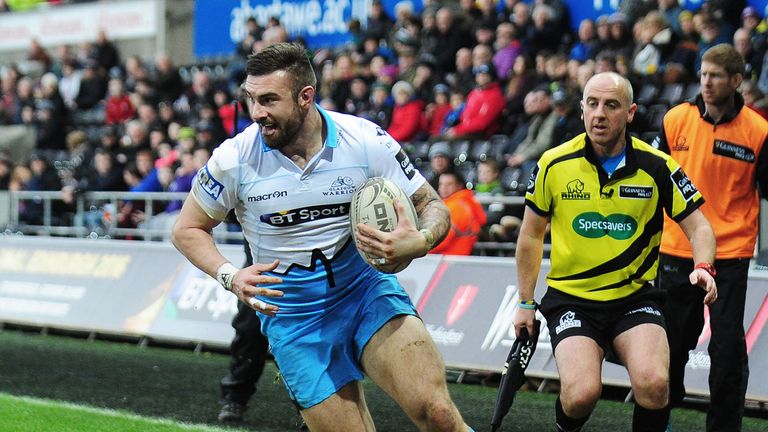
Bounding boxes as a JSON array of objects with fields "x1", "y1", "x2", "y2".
[{"x1": 190, "y1": 106, "x2": 425, "y2": 311}]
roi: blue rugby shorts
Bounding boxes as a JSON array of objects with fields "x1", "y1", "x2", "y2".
[{"x1": 261, "y1": 273, "x2": 418, "y2": 408}]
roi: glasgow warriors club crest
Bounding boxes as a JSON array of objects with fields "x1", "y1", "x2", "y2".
[{"x1": 324, "y1": 176, "x2": 356, "y2": 196}]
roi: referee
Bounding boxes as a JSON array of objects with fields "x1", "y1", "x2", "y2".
[{"x1": 514, "y1": 72, "x2": 717, "y2": 432}]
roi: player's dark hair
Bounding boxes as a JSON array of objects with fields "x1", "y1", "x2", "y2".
[
  {"x1": 246, "y1": 43, "x2": 317, "y2": 99},
  {"x1": 702, "y1": 44, "x2": 745, "y2": 76}
]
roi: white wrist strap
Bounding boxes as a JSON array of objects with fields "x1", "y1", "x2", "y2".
[{"x1": 215, "y1": 262, "x2": 240, "y2": 291}]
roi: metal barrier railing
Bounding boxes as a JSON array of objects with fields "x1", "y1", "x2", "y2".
[
  {"x1": 4, "y1": 190, "x2": 246, "y2": 242},
  {"x1": 3, "y1": 190, "x2": 528, "y2": 250}
]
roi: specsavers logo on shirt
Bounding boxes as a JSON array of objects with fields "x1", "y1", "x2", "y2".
[{"x1": 572, "y1": 212, "x2": 637, "y2": 240}]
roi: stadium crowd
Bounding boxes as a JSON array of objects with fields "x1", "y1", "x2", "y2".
[{"x1": 1, "y1": 0, "x2": 768, "y2": 251}]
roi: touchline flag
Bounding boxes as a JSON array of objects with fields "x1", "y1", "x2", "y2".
[{"x1": 490, "y1": 319, "x2": 541, "y2": 432}]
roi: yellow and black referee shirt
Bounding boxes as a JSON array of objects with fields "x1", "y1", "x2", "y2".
[{"x1": 525, "y1": 132, "x2": 704, "y2": 301}]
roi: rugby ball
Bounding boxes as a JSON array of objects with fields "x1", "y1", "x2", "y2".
[{"x1": 350, "y1": 177, "x2": 418, "y2": 273}]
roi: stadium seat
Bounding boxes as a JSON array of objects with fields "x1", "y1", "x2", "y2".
[
  {"x1": 450, "y1": 140, "x2": 472, "y2": 163},
  {"x1": 71, "y1": 110, "x2": 91, "y2": 127},
  {"x1": 468, "y1": 140, "x2": 492, "y2": 162},
  {"x1": 636, "y1": 83, "x2": 659, "y2": 106},
  {"x1": 645, "y1": 104, "x2": 668, "y2": 132},
  {"x1": 487, "y1": 135, "x2": 511, "y2": 161},
  {"x1": 72, "y1": 107, "x2": 106, "y2": 127},
  {"x1": 640, "y1": 131, "x2": 660, "y2": 145},
  {"x1": 632, "y1": 103, "x2": 649, "y2": 131},
  {"x1": 456, "y1": 161, "x2": 478, "y2": 187},
  {"x1": 683, "y1": 82, "x2": 700, "y2": 101},
  {"x1": 658, "y1": 83, "x2": 684, "y2": 106},
  {"x1": 214, "y1": 64, "x2": 227, "y2": 80},
  {"x1": 85, "y1": 125, "x2": 103, "y2": 143},
  {"x1": 469, "y1": 140, "x2": 509, "y2": 163},
  {"x1": 490, "y1": 134, "x2": 510, "y2": 148},
  {"x1": 178, "y1": 66, "x2": 192, "y2": 84},
  {"x1": 500, "y1": 166, "x2": 530, "y2": 196},
  {"x1": 405, "y1": 141, "x2": 430, "y2": 163}
]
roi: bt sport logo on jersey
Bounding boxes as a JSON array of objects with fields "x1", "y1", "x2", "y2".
[{"x1": 260, "y1": 203, "x2": 350, "y2": 226}]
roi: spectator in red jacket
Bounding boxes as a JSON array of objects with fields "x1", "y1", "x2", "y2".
[
  {"x1": 442, "y1": 63, "x2": 505, "y2": 139},
  {"x1": 430, "y1": 171, "x2": 487, "y2": 255},
  {"x1": 422, "y1": 83, "x2": 453, "y2": 137},
  {"x1": 387, "y1": 80, "x2": 425, "y2": 142},
  {"x1": 105, "y1": 77, "x2": 134, "y2": 124}
]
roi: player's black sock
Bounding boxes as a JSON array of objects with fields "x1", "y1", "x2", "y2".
[
  {"x1": 555, "y1": 396, "x2": 590, "y2": 432},
  {"x1": 632, "y1": 403, "x2": 670, "y2": 432}
]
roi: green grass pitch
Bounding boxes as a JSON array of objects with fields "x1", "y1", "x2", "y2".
[{"x1": 0, "y1": 330, "x2": 766, "y2": 431}]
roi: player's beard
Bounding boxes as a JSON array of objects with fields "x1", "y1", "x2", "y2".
[{"x1": 261, "y1": 102, "x2": 308, "y2": 151}]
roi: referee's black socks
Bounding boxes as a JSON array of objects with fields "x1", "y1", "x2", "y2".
[
  {"x1": 555, "y1": 397, "x2": 590, "y2": 432},
  {"x1": 632, "y1": 403, "x2": 670, "y2": 432}
]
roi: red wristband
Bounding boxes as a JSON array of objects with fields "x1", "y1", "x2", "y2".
[{"x1": 694, "y1": 262, "x2": 716, "y2": 277}]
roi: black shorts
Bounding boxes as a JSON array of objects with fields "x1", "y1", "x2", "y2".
[{"x1": 539, "y1": 285, "x2": 666, "y2": 363}]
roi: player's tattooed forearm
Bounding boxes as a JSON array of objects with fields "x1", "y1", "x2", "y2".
[{"x1": 411, "y1": 184, "x2": 450, "y2": 244}]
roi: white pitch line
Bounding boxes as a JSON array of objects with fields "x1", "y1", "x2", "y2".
[{"x1": 0, "y1": 392, "x2": 247, "y2": 432}]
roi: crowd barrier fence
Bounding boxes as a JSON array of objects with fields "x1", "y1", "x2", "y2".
[{"x1": 1, "y1": 236, "x2": 767, "y2": 402}]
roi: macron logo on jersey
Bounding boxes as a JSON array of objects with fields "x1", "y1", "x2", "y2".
[{"x1": 197, "y1": 166, "x2": 224, "y2": 200}]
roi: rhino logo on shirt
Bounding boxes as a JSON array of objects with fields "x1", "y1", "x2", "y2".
[
  {"x1": 561, "y1": 179, "x2": 590, "y2": 200},
  {"x1": 567, "y1": 179, "x2": 584, "y2": 193}
]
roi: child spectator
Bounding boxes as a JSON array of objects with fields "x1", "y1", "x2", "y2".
[
  {"x1": 422, "y1": 83, "x2": 452, "y2": 137},
  {"x1": 441, "y1": 89, "x2": 465, "y2": 134}
]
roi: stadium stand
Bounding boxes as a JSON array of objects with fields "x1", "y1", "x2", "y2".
[
  {"x1": 2, "y1": 0, "x2": 768, "y2": 260},
  {"x1": 2, "y1": 4, "x2": 768, "y2": 428}
]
